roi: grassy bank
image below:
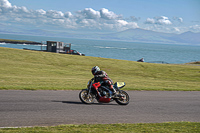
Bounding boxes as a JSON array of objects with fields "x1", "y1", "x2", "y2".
[
  {"x1": 0, "y1": 38, "x2": 41, "y2": 44},
  {"x1": 0, "y1": 47, "x2": 199, "y2": 90},
  {"x1": 0, "y1": 122, "x2": 199, "y2": 133}
]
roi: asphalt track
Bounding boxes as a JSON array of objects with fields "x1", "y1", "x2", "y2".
[{"x1": 0, "y1": 90, "x2": 200, "y2": 127}]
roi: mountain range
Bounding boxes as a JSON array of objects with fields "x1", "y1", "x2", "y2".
[
  {"x1": 1, "y1": 26, "x2": 200, "y2": 45},
  {"x1": 98, "y1": 28, "x2": 200, "y2": 44}
]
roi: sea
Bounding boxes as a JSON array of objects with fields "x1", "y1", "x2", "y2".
[{"x1": 0, "y1": 33, "x2": 200, "y2": 64}]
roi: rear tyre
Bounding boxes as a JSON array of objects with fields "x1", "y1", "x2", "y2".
[
  {"x1": 115, "y1": 90, "x2": 129, "y2": 105},
  {"x1": 79, "y1": 89, "x2": 95, "y2": 104}
]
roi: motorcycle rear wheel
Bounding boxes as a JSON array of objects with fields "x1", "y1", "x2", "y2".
[
  {"x1": 79, "y1": 89, "x2": 95, "y2": 104},
  {"x1": 115, "y1": 90, "x2": 129, "y2": 105}
]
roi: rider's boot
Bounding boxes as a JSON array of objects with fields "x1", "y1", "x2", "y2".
[
  {"x1": 110, "y1": 86, "x2": 122, "y2": 98},
  {"x1": 110, "y1": 85, "x2": 117, "y2": 96}
]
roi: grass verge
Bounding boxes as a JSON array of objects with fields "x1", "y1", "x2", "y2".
[
  {"x1": 0, "y1": 38, "x2": 40, "y2": 44},
  {"x1": 0, "y1": 47, "x2": 199, "y2": 90},
  {"x1": 0, "y1": 122, "x2": 200, "y2": 133}
]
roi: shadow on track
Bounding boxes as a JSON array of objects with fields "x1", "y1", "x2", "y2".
[
  {"x1": 52, "y1": 100, "x2": 83, "y2": 104},
  {"x1": 51, "y1": 100, "x2": 118, "y2": 105}
]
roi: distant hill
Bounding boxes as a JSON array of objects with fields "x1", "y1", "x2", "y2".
[
  {"x1": 170, "y1": 31, "x2": 200, "y2": 44},
  {"x1": 99, "y1": 28, "x2": 176, "y2": 43},
  {"x1": 99, "y1": 28, "x2": 200, "y2": 44},
  {"x1": 1, "y1": 26, "x2": 200, "y2": 44}
]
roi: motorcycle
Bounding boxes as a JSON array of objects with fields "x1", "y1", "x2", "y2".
[{"x1": 79, "y1": 78, "x2": 129, "y2": 105}]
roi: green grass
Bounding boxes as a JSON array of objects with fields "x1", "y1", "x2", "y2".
[
  {"x1": 0, "y1": 122, "x2": 200, "y2": 133},
  {"x1": 0, "y1": 48, "x2": 200, "y2": 132},
  {"x1": 0, "y1": 47, "x2": 200, "y2": 90},
  {"x1": 0, "y1": 38, "x2": 37, "y2": 43}
]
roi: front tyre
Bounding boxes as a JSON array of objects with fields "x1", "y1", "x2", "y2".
[
  {"x1": 115, "y1": 90, "x2": 129, "y2": 105},
  {"x1": 79, "y1": 89, "x2": 95, "y2": 104}
]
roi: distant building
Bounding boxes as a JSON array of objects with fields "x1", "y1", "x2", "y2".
[{"x1": 46, "y1": 41, "x2": 71, "y2": 53}]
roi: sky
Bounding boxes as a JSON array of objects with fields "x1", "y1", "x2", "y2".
[{"x1": 1, "y1": 0, "x2": 200, "y2": 34}]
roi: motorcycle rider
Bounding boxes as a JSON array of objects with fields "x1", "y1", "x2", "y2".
[{"x1": 91, "y1": 66, "x2": 116, "y2": 95}]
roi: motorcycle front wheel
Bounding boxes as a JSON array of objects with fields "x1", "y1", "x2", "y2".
[
  {"x1": 115, "y1": 90, "x2": 129, "y2": 105},
  {"x1": 79, "y1": 89, "x2": 95, "y2": 104}
]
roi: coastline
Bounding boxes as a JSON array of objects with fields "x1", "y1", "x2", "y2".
[{"x1": 0, "y1": 39, "x2": 42, "y2": 45}]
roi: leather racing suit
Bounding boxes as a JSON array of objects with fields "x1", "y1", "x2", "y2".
[{"x1": 93, "y1": 71, "x2": 116, "y2": 93}]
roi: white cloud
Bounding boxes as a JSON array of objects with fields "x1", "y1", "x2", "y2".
[
  {"x1": 189, "y1": 25, "x2": 200, "y2": 32},
  {"x1": 0, "y1": 0, "x2": 140, "y2": 32},
  {"x1": 128, "y1": 22, "x2": 139, "y2": 28},
  {"x1": 145, "y1": 16, "x2": 172, "y2": 25},
  {"x1": 156, "y1": 16, "x2": 172, "y2": 25},
  {"x1": 36, "y1": 9, "x2": 46, "y2": 15},
  {"x1": 64, "y1": 11, "x2": 73, "y2": 18},
  {"x1": 117, "y1": 20, "x2": 128, "y2": 25},
  {"x1": 46, "y1": 10, "x2": 64, "y2": 19},
  {"x1": 178, "y1": 17, "x2": 183, "y2": 23},
  {"x1": 172, "y1": 17, "x2": 183, "y2": 23},
  {"x1": 0, "y1": 0, "x2": 11, "y2": 8},
  {"x1": 117, "y1": 20, "x2": 138, "y2": 28},
  {"x1": 113, "y1": 20, "x2": 139, "y2": 31},
  {"x1": 145, "y1": 18, "x2": 155, "y2": 24},
  {"x1": 171, "y1": 25, "x2": 200, "y2": 33},
  {"x1": 77, "y1": 8, "x2": 100, "y2": 19},
  {"x1": 13, "y1": 6, "x2": 29, "y2": 13},
  {"x1": 143, "y1": 16, "x2": 192, "y2": 33},
  {"x1": 173, "y1": 27, "x2": 181, "y2": 32},
  {"x1": 100, "y1": 8, "x2": 122, "y2": 20},
  {"x1": 2, "y1": 0, "x2": 199, "y2": 34}
]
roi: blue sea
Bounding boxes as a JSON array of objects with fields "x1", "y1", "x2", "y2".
[{"x1": 0, "y1": 33, "x2": 200, "y2": 64}]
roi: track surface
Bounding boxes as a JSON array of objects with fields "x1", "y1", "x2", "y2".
[{"x1": 0, "y1": 90, "x2": 200, "y2": 127}]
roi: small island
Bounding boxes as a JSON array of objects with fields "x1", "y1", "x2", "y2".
[{"x1": 0, "y1": 39, "x2": 42, "y2": 45}]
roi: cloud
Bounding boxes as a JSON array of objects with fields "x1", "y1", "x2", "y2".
[
  {"x1": 46, "y1": 10, "x2": 64, "y2": 19},
  {"x1": 2, "y1": 0, "x2": 198, "y2": 34},
  {"x1": 145, "y1": 16, "x2": 172, "y2": 25},
  {"x1": 0, "y1": 0, "x2": 139, "y2": 32},
  {"x1": 143, "y1": 16, "x2": 190, "y2": 33},
  {"x1": 172, "y1": 17, "x2": 183, "y2": 23},
  {"x1": 171, "y1": 25, "x2": 200, "y2": 33},
  {"x1": 0, "y1": 0, "x2": 11, "y2": 8},
  {"x1": 145, "y1": 18, "x2": 155, "y2": 24},
  {"x1": 64, "y1": 11, "x2": 73, "y2": 18},
  {"x1": 156, "y1": 16, "x2": 172, "y2": 25},
  {"x1": 189, "y1": 25, "x2": 200, "y2": 32},
  {"x1": 77, "y1": 8, "x2": 100, "y2": 19},
  {"x1": 117, "y1": 20, "x2": 128, "y2": 25},
  {"x1": 36, "y1": 9, "x2": 46, "y2": 15},
  {"x1": 130, "y1": 16, "x2": 140, "y2": 21},
  {"x1": 173, "y1": 27, "x2": 181, "y2": 32},
  {"x1": 178, "y1": 17, "x2": 183, "y2": 23},
  {"x1": 100, "y1": 8, "x2": 122, "y2": 20}
]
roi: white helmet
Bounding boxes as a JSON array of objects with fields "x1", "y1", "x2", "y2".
[{"x1": 91, "y1": 66, "x2": 100, "y2": 75}]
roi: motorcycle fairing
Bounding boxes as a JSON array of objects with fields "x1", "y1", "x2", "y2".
[
  {"x1": 92, "y1": 82, "x2": 112, "y2": 103},
  {"x1": 98, "y1": 97, "x2": 111, "y2": 103},
  {"x1": 114, "y1": 82, "x2": 126, "y2": 89}
]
